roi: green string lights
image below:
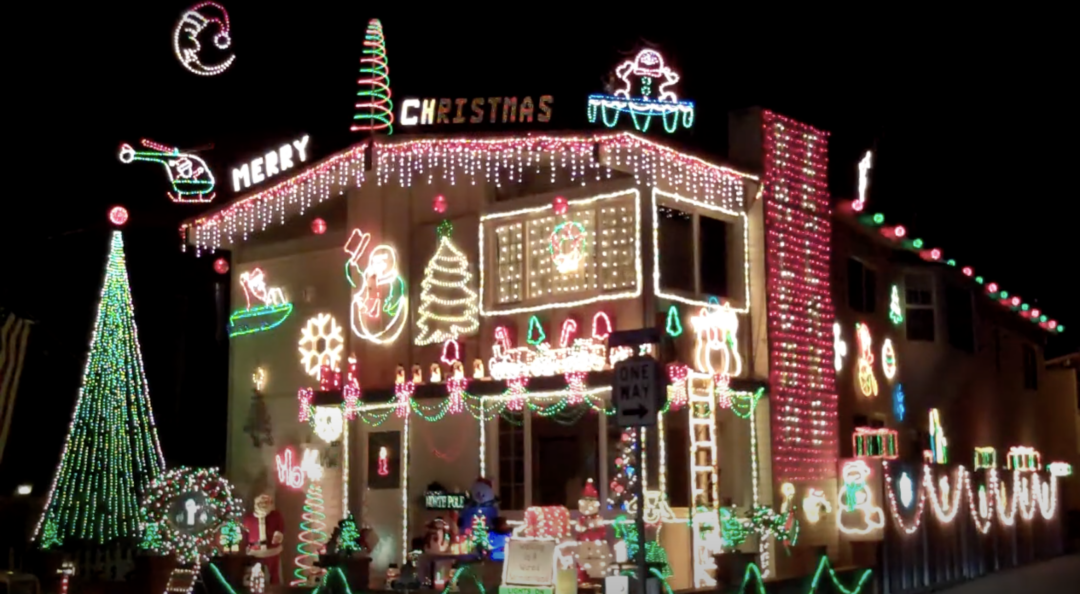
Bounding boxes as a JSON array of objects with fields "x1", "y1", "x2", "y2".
[
  {"x1": 35, "y1": 231, "x2": 166, "y2": 548},
  {"x1": 738, "y1": 556, "x2": 872, "y2": 594}
]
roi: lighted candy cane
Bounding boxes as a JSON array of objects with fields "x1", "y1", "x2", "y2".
[
  {"x1": 297, "y1": 388, "x2": 313, "y2": 422},
  {"x1": 394, "y1": 365, "x2": 413, "y2": 418},
  {"x1": 342, "y1": 356, "x2": 361, "y2": 420},
  {"x1": 667, "y1": 363, "x2": 690, "y2": 408},
  {"x1": 855, "y1": 323, "x2": 879, "y2": 397},
  {"x1": 442, "y1": 339, "x2": 467, "y2": 414}
]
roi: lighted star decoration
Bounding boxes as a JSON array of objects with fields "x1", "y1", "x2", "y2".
[{"x1": 298, "y1": 313, "x2": 344, "y2": 377}]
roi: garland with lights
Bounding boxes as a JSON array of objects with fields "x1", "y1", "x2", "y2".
[
  {"x1": 34, "y1": 231, "x2": 166, "y2": 548},
  {"x1": 138, "y1": 467, "x2": 243, "y2": 564},
  {"x1": 414, "y1": 221, "x2": 480, "y2": 345},
  {"x1": 351, "y1": 19, "x2": 393, "y2": 134}
]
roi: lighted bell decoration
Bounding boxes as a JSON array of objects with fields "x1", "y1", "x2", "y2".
[
  {"x1": 552, "y1": 195, "x2": 568, "y2": 215},
  {"x1": 108, "y1": 206, "x2": 129, "y2": 226},
  {"x1": 433, "y1": 194, "x2": 447, "y2": 213},
  {"x1": 213, "y1": 257, "x2": 230, "y2": 274},
  {"x1": 311, "y1": 218, "x2": 327, "y2": 235}
]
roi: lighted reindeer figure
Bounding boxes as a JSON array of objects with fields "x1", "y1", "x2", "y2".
[
  {"x1": 690, "y1": 300, "x2": 742, "y2": 377},
  {"x1": 239, "y1": 268, "x2": 286, "y2": 309},
  {"x1": 118, "y1": 139, "x2": 216, "y2": 202},
  {"x1": 855, "y1": 323, "x2": 879, "y2": 397}
]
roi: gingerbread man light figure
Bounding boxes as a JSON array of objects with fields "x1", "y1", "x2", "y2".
[{"x1": 614, "y1": 49, "x2": 681, "y2": 103}]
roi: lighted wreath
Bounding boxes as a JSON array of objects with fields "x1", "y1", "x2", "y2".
[
  {"x1": 139, "y1": 467, "x2": 243, "y2": 564},
  {"x1": 549, "y1": 221, "x2": 587, "y2": 274}
]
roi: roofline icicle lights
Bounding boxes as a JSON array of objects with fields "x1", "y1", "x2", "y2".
[
  {"x1": 350, "y1": 19, "x2": 393, "y2": 134},
  {"x1": 180, "y1": 133, "x2": 756, "y2": 252},
  {"x1": 762, "y1": 111, "x2": 839, "y2": 482}
]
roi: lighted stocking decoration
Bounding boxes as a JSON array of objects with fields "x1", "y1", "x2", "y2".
[
  {"x1": 442, "y1": 340, "x2": 468, "y2": 414},
  {"x1": 666, "y1": 364, "x2": 689, "y2": 409},
  {"x1": 244, "y1": 494, "x2": 285, "y2": 584},
  {"x1": 575, "y1": 479, "x2": 611, "y2": 581},
  {"x1": 713, "y1": 373, "x2": 731, "y2": 409}
]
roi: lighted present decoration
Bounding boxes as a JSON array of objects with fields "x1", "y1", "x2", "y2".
[
  {"x1": 1006, "y1": 446, "x2": 1042, "y2": 472},
  {"x1": 974, "y1": 447, "x2": 997, "y2": 470},
  {"x1": 853, "y1": 427, "x2": 898, "y2": 459}
]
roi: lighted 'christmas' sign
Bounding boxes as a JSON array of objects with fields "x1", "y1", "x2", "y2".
[
  {"x1": 587, "y1": 48, "x2": 695, "y2": 134},
  {"x1": 400, "y1": 96, "x2": 553, "y2": 126}
]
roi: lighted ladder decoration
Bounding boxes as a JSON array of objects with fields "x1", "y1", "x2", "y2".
[
  {"x1": 164, "y1": 565, "x2": 200, "y2": 593},
  {"x1": 689, "y1": 374, "x2": 721, "y2": 588},
  {"x1": 689, "y1": 375, "x2": 719, "y2": 508}
]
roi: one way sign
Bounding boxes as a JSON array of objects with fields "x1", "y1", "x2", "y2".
[{"x1": 613, "y1": 356, "x2": 662, "y2": 427}]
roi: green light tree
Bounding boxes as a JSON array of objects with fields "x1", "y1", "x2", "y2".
[{"x1": 34, "y1": 231, "x2": 166, "y2": 548}]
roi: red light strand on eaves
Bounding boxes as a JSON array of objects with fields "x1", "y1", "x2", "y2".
[{"x1": 762, "y1": 110, "x2": 839, "y2": 483}]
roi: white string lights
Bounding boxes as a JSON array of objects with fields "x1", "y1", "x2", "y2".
[
  {"x1": 183, "y1": 133, "x2": 755, "y2": 253},
  {"x1": 414, "y1": 221, "x2": 480, "y2": 345}
]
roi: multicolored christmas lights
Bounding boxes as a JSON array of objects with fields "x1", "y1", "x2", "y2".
[
  {"x1": 119, "y1": 139, "x2": 216, "y2": 203},
  {"x1": 587, "y1": 49, "x2": 694, "y2": 133},
  {"x1": 351, "y1": 19, "x2": 393, "y2": 134},
  {"x1": 138, "y1": 467, "x2": 242, "y2": 564},
  {"x1": 415, "y1": 220, "x2": 480, "y2": 345},
  {"x1": 183, "y1": 134, "x2": 754, "y2": 252},
  {"x1": 762, "y1": 111, "x2": 838, "y2": 482},
  {"x1": 34, "y1": 231, "x2": 166, "y2": 547},
  {"x1": 853, "y1": 427, "x2": 899, "y2": 459}
]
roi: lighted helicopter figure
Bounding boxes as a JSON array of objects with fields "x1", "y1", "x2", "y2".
[{"x1": 118, "y1": 139, "x2": 217, "y2": 203}]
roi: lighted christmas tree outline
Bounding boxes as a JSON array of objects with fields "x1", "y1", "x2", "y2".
[
  {"x1": 34, "y1": 231, "x2": 166, "y2": 548},
  {"x1": 414, "y1": 220, "x2": 480, "y2": 346},
  {"x1": 350, "y1": 19, "x2": 394, "y2": 134}
]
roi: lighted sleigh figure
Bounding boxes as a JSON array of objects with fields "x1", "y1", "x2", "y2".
[
  {"x1": 118, "y1": 139, "x2": 217, "y2": 203},
  {"x1": 228, "y1": 267, "x2": 293, "y2": 337},
  {"x1": 587, "y1": 49, "x2": 695, "y2": 134}
]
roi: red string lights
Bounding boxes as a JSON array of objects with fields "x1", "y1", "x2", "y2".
[{"x1": 762, "y1": 111, "x2": 838, "y2": 482}]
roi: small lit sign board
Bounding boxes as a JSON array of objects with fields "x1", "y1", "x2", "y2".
[
  {"x1": 424, "y1": 490, "x2": 467, "y2": 510},
  {"x1": 400, "y1": 96, "x2": 553, "y2": 126},
  {"x1": 232, "y1": 135, "x2": 310, "y2": 192}
]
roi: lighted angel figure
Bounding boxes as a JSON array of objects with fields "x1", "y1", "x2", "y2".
[
  {"x1": 690, "y1": 301, "x2": 743, "y2": 377},
  {"x1": 614, "y1": 49, "x2": 681, "y2": 103},
  {"x1": 239, "y1": 268, "x2": 286, "y2": 308},
  {"x1": 855, "y1": 323, "x2": 879, "y2": 397}
]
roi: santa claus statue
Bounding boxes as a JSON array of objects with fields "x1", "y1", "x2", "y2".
[
  {"x1": 574, "y1": 479, "x2": 610, "y2": 582},
  {"x1": 243, "y1": 493, "x2": 285, "y2": 584}
]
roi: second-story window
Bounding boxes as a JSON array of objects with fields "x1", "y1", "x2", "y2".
[
  {"x1": 699, "y1": 215, "x2": 731, "y2": 298},
  {"x1": 658, "y1": 206, "x2": 694, "y2": 293},
  {"x1": 945, "y1": 284, "x2": 975, "y2": 353},
  {"x1": 905, "y1": 274, "x2": 935, "y2": 341},
  {"x1": 847, "y1": 258, "x2": 877, "y2": 313},
  {"x1": 1022, "y1": 343, "x2": 1038, "y2": 390}
]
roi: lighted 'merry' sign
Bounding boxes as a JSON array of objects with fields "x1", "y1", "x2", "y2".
[
  {"x1": 231, "y1": 135, "x2": 310, "y2": 192},
  {"x1": 399, "y1": 96, "x2": 552, "y2": 126}
]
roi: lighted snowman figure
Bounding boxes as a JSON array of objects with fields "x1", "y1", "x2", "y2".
[
  {"x1": 348, "y1": 231, "x2": 408, "y2": 344},
  {"x1": 837, "y1": 460, "x2": 884, "y2": 534},
  {"x1": 614, "y1": 49, "x2": 681, "y2": 103}
]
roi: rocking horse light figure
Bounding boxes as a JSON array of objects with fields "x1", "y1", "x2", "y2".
[{"x1": 689, "y1": 298, "x2": 742, "y2": 377}]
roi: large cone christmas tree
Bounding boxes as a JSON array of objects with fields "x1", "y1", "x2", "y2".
[
  {"x1": 35, "y1": 231, "x2": 165, "y2": 548},
  {"x1": 414, "y1": 220, "x2": 480, "y2": 346}
]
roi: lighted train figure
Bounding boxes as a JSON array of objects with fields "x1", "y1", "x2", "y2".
[{"x1": 118, "y1": 139, "x2": 217, "y2": 203}]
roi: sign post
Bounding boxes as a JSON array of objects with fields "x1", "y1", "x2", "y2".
[{"x1": 613, "y1": 355, "x2": 662, "y2": 594}]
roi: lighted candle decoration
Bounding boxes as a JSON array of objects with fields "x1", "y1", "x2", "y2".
[
  {"x1": 377, "y1": 447, "x2": 390, "y2": 476},
  {"x1": 855, "y1": 323, "x2": 878, "y2": 397}
]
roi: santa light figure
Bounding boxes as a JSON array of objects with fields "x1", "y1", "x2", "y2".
[
  {"x1": 243, "y1": 493, "x2": 285, "y2": 584},
  {"x1": 574, "y1": 479, "x2": 611, "y2": 582}
]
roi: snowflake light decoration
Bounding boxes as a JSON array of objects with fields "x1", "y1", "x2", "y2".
[{"x1": 298, "y1": 313, "x2": 344, "y2": 377}]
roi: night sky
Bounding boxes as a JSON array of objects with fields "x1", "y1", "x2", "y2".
[{"x1": 2, "y1": 4, "x2": 1076, "y2": 492}]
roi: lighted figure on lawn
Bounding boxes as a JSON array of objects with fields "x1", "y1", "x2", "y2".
[
  {"x1": 229, "y1": 267, "x2": 294, "y2": 337},
  {"x1": 574, "y1": 479, "x2": 611, "y2": 581},
  {"x1": 587, "y1": 48, "x2": 695, "y2": 133},
  {"x1": 173, "y1": 2, "x2": 235, "y2": 76},
  {"x1": 458, "y1": 478, "x2": 499, "y2": 536},
  {"x1": 346, "y1": 228, "x2": 408, "y2": 344},
  {"x1": 837, "y1": 460, "x2": 884, "y2": 536},
  {"x1": 244, "y1": 493, "x2": 286, "y2": 585},
  {"x1": 118, "y1": 139, "x2": 217, "y2": 202},
  {"x1": 690, "y1": 299, "x2": 742, "y2": 377}
]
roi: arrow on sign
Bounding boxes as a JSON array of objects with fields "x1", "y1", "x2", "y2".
[{"x1": 625, "y1": 405, "x2": 649, "y2": 418}]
